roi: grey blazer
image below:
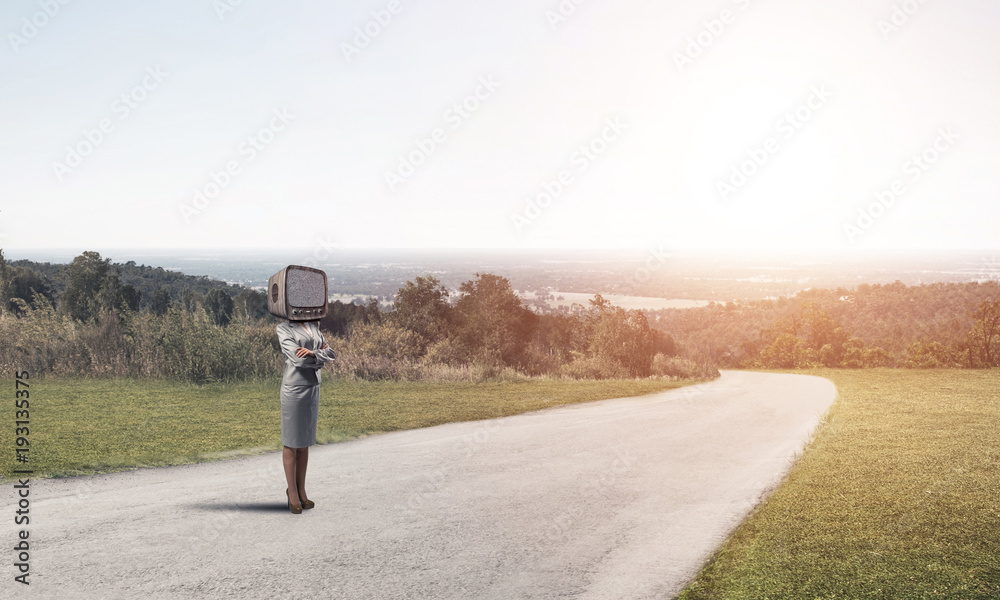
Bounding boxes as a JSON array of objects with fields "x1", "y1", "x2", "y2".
[{"x1": 277, "y1": 322, "x2": 337, "y2": 386}]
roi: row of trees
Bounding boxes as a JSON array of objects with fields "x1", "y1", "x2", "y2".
[
  {"x1": 650, "y1": 281, "x2": 1000, "y2": 369},
  {"x1": 5, "y1": 250, "x2": 997, "y2": 381},
  {"x1": 336, "y1": 274, "x2": 694, "y2": 380},
  {"x1": 327, "y1": 274, "x2": 703, "y2": 379},
  {"x1": 0, "y1": 251, "x2": 709, "y2": 382}
]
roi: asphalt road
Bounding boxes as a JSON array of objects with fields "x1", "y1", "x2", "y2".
[{"x1": 10, "y1": 370, "x2": 836, "y2": 599}]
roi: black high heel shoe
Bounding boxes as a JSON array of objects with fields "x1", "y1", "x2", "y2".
[{"x1": 286, "y1": 489, "x2": 302, "y2": 514}]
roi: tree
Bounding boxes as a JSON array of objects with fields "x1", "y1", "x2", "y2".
[
  {"x1": 453, "y1": 273, "x2": 534, "y2": 366},
  {"x1": 364, "y1": 298, "x2": 383, "y2": 324},
  {"x1": 967, "y1": 298, "x2": 1000, "y2": 367},
  {"x1": 95, "y1": 268, "x2": 141, "y2": 314},
  {"x1": 585, "y1": 297, "x2": 656, "y2": 377},
  {"x1": 60, "y1": 251, "x2": 139, "y2": 321},
  {"x1": 759, "y1": 333, "x2": 805, "y2": 369},
  {"x1": 1, "y1": 260, "x2": 55, "y2": 315},
  {"x1": 320, "y1": 300, "x2": 369, "y2": 337},
  {"x1": 150, "y1": 288, "x2": 172, "y2": 316},
  {"x1": 391, "y1": 276, "x2": 450, "y2": 353},
  {"x1": 802, "y1": 304, "x2": 849, "y2": 366},
  {"x1": 182, "y1": 290, "x2": 202, "y2": 314},
  {"x1": 232, "y1": 288, "x2": 267, "y2": 325},
  {"x1": 60, "y1": 251, "x2": 109, "y2": 321},
  {"x1": 0, "y1": 249, "x2": 10, "y2": 313},
  {"x1": 203, "y1": 289, "x2": 234, "y2": 326},
  {"x1": 902, "y1": 341, "x2": 961, "y2": 368}
]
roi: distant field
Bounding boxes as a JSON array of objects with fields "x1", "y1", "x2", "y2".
[
  {"x1": 679, "y1": 369, "x2": 1000, "y2": 600},
  {"x1": 1, "y1": 376, "x2": 695, "y2": 480}
]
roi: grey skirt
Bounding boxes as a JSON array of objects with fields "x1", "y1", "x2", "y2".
[{"x1": 280, "y1": 383, "x2": 320, "y2": 448}]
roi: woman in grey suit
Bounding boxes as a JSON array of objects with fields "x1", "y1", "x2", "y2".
[{"x1": 276, "y1": 319, "x2": 337, "y2": 514}]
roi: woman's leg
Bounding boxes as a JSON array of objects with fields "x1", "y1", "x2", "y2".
[
  {"x1": 295, "y1": 446, "x2": 309, "y2": 502},
  {"x1": 283, "y1": 445, "x2": 301, "y2": 506}
]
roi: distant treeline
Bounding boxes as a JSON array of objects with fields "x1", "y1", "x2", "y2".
[
  {"x1": 0, "y1": 250, "x2": 710, "y2": 382},
  {"x1": 649, "y1": 281, "x2": 1000, "y2": 369}
]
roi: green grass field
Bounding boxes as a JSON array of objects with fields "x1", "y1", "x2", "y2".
[
  {"x1": 1, "y1": 376, "x2": 693, "y2": 480},
  {"x1": 679, "y1": 369, "x2": 1000, "y2": 600}
]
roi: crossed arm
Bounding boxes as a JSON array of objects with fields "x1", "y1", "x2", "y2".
[{"x1": 278, "y1": 325, "x2": 337, "y2": 369}]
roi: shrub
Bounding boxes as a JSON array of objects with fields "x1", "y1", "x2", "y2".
[
  {"x1": 901, "y1": 341, "x2": 963, "y2": 368},
  {"x1": 344, "y1": 321, "x2": 424, "y2": 361},
  {"x1": 651, "y1": 354, "x2": 720, "y2": 379},
  {"x1": 561, "y1": 355, "x2": 632, "y2": 380}
]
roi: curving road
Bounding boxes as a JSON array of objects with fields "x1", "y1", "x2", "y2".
[{"x1": 10, "y1": 370, "x2": 836, "y2": 599}]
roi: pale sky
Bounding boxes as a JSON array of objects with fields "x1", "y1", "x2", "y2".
[{"x1": 2, "y1": 0, "x2": 998, "y2": 251}]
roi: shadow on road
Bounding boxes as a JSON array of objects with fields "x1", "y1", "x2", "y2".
[{"x1": 186, "y1": 502, "x2": 289, "y2": 513}]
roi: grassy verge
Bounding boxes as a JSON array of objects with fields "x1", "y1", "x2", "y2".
[
  {"x1": 679, "y1": 369, "x2": 1000, "y2": 600},
  {"x1": 2, "y1": 376, "x2": 696, "y2": 480}
]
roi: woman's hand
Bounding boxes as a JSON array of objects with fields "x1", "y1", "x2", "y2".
[
  {"x1": 321, "y1": 343, "x2": 329, "y2": 350},
  {"x1": 295, "y1": 347, "x2": 316, "y2": 358}
]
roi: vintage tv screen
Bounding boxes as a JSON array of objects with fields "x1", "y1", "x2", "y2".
[{"x1": 267, "y1": 265, "x2": 328, "y2": 320}]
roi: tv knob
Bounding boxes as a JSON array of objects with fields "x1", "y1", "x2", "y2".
[{"x1": 292, "y1": 310, "x2": 299, "y2": 315}]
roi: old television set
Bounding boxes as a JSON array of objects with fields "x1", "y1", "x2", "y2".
[{"x1": 267, "y1": 265, "x2": 328, "y2": 320}]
